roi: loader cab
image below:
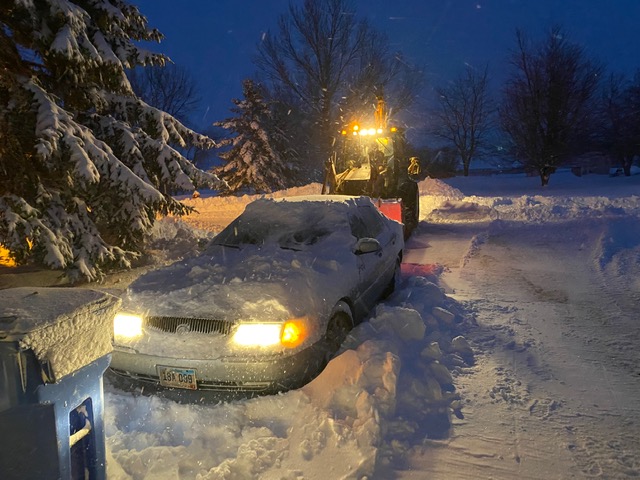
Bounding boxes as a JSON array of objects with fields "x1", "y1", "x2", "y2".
[
  {"x1": 330, "y1": 125, "x2": 405, "y2": 197},
  {"x1": 323, "y1": 124, "x2": 419, "y2": 238}
]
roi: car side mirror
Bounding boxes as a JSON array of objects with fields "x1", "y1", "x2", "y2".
[{"x1": 354, "y1": 237, "x2": 382, "y2": 255}]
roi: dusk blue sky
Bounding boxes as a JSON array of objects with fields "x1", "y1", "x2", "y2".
[{"x1": 133, "y1": 1, "x2": 640, "y2": 133}]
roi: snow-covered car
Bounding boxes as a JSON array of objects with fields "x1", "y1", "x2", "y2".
[{"x1": 109, "y1": 195, "x2": 404, "y2": 394}]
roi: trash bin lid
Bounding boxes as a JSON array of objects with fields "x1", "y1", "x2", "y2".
[
  {"x1": 0, "y1": 288, "x2": 114, "y2": 336},
  {"x1": 0, "y1": 287, "x2": 120, "y2": 382}
]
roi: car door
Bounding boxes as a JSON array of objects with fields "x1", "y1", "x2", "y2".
[{"x1": 348, "y1": 205, "x2": 397, "y2": 316}]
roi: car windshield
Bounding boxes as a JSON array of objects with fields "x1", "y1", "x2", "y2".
[{"x1": 210, "y1": 203, "x2": 336, "y2": 250}]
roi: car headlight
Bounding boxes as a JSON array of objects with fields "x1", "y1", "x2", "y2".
[
  {"x1": 113, "y1": 312, "x2": 143, "y2": 340},
  {"x1": 232, "y1": 318, "x2": 307, "y2": 348}
]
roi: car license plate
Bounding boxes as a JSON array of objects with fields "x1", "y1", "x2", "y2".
[{"x1": 157, "y1": 366, "x2": 197, "y2": 390}]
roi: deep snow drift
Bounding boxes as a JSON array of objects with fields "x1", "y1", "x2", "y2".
[{"x1": 103, "y1": 170, "x2": 640, "y2": 479}]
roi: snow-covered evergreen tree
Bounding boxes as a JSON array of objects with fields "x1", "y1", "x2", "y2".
[
  {"x1": 215, "y1": 79, "x2": 290, "y2": 194},
  {"x1": 0, "y1": 0, "x2": 220, "y2": 281}
]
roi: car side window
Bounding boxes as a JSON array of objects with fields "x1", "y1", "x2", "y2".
[
  {"x1": 349, "y1": 213, "x2": 368, "y2": 239},
  {"x1": 349, "y1": 206, "x2": 386, "y2": 239},
  {"x1": 357, "y1": 206, "x2": 386, "y2": 237}
]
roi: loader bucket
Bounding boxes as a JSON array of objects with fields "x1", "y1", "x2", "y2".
[{"x1": 377, "y1": 199, "x2": 403, "y2": 224}]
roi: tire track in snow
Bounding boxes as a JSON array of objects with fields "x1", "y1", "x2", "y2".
[{"x1": 456, "y1": 220, "x2": 640, "y2": 478}]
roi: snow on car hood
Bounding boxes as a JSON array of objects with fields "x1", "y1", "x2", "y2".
[
  {"x1": 121, "y1": 197, "x2": 366, "y2": 337},
  {"x1": 124, "y1": 243, "x2": 354, "y2": 322}
]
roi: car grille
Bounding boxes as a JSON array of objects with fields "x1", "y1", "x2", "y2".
[{"x1": 145, "y1": 316, "x2": 235, "y2": 335}]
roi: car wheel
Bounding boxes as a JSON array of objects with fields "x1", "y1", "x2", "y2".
[{"x1": 324, "y1": 309, "x2": 353, "y2": 361}]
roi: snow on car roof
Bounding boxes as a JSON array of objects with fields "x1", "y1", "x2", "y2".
[
  {"x1": 245, "y1": 194, "x2": 373, "y2": 216},
  {"x1": 211, "y1": 195, "x2": 373, "y2": 249},
  {"x1": 269, "y1": 194, "x2": 370, "y2": 204}
]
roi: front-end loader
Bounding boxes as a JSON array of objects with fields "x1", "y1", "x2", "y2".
[{"x1": 322, "y1": 97, "x2": 419, "y2": 237}]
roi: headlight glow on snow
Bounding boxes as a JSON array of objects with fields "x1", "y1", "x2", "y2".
[{"x1": 113, "y1": 312, "x2": 143, "y2": 339}]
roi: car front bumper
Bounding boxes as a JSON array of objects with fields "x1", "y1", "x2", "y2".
[{"x1": 109, "y1": 342, "x2": 326, "y2": 393}]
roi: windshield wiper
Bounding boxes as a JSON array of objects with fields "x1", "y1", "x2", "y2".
[
  {"x1": 279, "y1": 244, "x2": 303, "y2": 251},
  {"x1": 214, "y1": 243, "x2": 241, "y2": 249}
]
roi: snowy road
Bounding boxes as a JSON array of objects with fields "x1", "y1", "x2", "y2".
[{"x1": 400, "y1": 212, "x2": 640, "y2": 478}]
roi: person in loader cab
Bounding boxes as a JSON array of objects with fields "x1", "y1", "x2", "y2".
[{"x1": 408, "y1": 157, "x2": 421, "y2": 178}]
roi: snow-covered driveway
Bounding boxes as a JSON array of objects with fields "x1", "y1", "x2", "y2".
[{"x1": 400, "y1": 177, "x2": 640, "y2": 479}]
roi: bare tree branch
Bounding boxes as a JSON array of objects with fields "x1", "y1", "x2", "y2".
[
  {"x1": 254, "y1": 0, "x2": 421, "y2": 172},
  {"x1": 500, "y1": 26, "x2": 603, "y2": 186},
  {"x1": 128, "y1": 63, "x2": 201, "y2": 124},
  {"x1": 432, "y1": 65, "x2": 492, "y2": 176}
]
